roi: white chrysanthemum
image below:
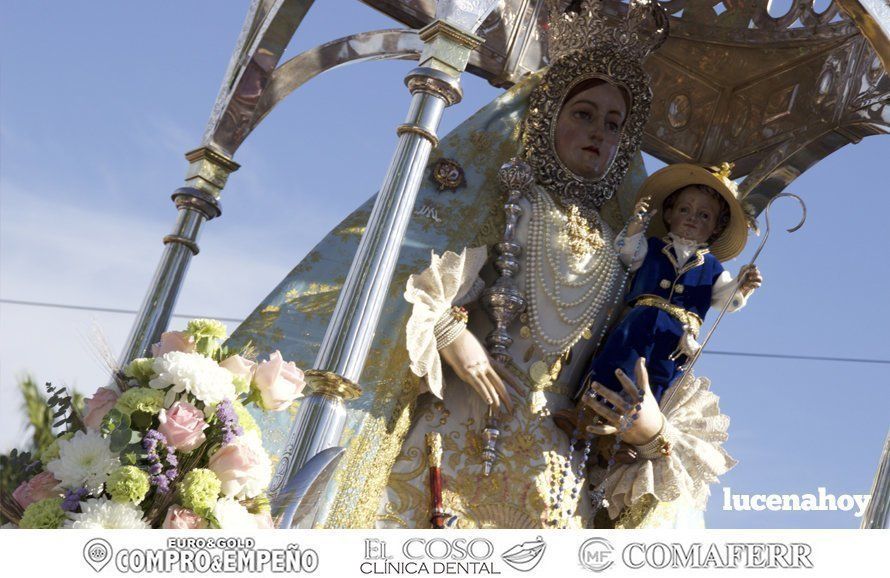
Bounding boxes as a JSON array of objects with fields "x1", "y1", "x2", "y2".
[
  {"x1": 66, "y1": 497, "x2": 150, "y2": 529},
  {"x1": 46, "y1": 430, "x2": 120, "y2": 494},
  {"x1": 149, "y1": 351, "x2": 236, "y2": 405},
  {"x1": 213, "y1": 498, "x2": 258, "y2": 529}
]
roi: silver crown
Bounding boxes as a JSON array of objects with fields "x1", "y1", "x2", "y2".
[{"x1": 547, "y1": 0, "x2": 668, "y2": 64}]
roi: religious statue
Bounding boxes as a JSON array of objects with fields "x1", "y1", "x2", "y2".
[{"x1": 230, "y1": 0, "x2": 738, "y2": 529}]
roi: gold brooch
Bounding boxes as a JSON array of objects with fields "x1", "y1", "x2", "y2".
[{"x1": 562, "y1": 205, "x2": 604, "y2": 258}]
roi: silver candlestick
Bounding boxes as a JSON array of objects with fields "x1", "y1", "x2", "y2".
[
  {"x1": 478, "y1": 158, "x2": 533, "y2": 476},
  {"x1": 481, "y1": 158, "x2": 533, "y2": 362}
]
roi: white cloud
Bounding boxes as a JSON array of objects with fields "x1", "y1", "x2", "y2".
[{"x1": 0, "y1": 182, "x2": 295, "y2": 452}]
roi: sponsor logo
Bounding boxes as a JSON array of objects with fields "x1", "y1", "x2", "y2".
[
  {"x1": 578, "y1": 538, "x2": 615, "y2": 573},
  {"x1": 84, "y1": 538, "x2": 113, "y2": 573},
  {"x1": 82, "y1": 537, "x2": 318, "y2": 573},
  {"x1": 361, "y1": 538, "x2": 501, "y2": 575},
  {"x1": 577, "y1": 538, "x2": 814, "y2": 571},
  {"x1": 621, "y1": 542, "x2": 813, "y2": 569},
  {"x1": 500, "y1": 536, "x2": 546, "y2": 572}
]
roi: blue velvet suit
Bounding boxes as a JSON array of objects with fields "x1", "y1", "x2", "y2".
[{"x1": 582, "y1": 236, "x2": 725, "y2": 402}]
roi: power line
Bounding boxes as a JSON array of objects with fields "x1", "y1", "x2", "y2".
[
  {"x1": 704, "y1": 350, "x2": 890, "y2": 365},
  {"x1": 3, "y1": 297, "x2": 889, "y2": 365},
  {"x1": 0, "y1": 298, "x2": 245, "y2": 324}
]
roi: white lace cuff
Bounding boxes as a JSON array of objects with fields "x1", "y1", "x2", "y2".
[
  {"x1": 404, "y1": 247, "x2": 488, "y2": 398},
  {"x1": 601, "y1": 373, "x2": 737, "y2": 519}
]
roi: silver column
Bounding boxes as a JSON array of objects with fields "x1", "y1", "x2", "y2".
[
  {"x1": 117, "y1": 147, "x2": 239, "y2": 365},
  {"x1": 861, "y1": 429, "x2": 890, "y2": 529},
  {"x1": 269, "y1": 5, "x2": 500, "y2": 509},
  {"x1": 268, "y1": 66, "x2": 460, "y2": 502}
]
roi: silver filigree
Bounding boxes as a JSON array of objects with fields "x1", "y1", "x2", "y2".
[{"x1": 547, "y1": 0, "x2": 668, "y2": 64}]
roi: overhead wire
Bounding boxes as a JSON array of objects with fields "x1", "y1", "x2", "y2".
[{"x1": 2, "y1": 298, "x2": 889, "y2": 365}]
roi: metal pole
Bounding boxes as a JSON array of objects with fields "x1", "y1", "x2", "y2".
[
  {"x1": 269, "y1": 5, "x2": 500, "y2": 508},
  {"x1": 861, "y1": 429, "x2": 890, "y2": 528},
  {"x1": 117, "y1": 147, "x2": 239, "y2": 365}
]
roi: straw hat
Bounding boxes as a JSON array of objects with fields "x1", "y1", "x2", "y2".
[{"x1": 636, "y1": 162, "x2": 749, "y2": 261}]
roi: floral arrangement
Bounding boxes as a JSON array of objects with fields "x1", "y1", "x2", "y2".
[{"x1": 1, "y1": 319, "x2": 305, "y2": 529}]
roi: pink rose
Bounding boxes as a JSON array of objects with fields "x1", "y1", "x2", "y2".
[
  {"x1": 162, "y1": 505, "x2": 208, "y2": 529},
  {"x1": 13, "y1": 471, "x2": 61, "y2": 509},
  {"x1": 253, "y1": 351, "x2": 305, "y2": 412},
  {"x1": 207, "y1": 433, "x2": 272, "y2": 499},
  {"x1": 220, "y1": 355, "x2": 255, "y2": 385},
  {"x1": 151, "y1": 331, "x2": 196, "y2": 357},
  {"x1": 158, "y1": 401, "x2": 208, "y2": 452},
  {"x1": 83, "y1": 387, "x2": 120, "y2": 430},
  {"x1": 254, "y1": 511, "x2": 275, "y2": 529}
]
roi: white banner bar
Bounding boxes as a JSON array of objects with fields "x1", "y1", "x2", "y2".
[{"x1": 1, "y1": 529, "x2": 886, "y2": 577}]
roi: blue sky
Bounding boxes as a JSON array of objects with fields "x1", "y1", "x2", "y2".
[{"x1": 1, "y1": 1, "x2": 888, "y2": 529}]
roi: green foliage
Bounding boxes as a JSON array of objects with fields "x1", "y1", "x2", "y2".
[
  {"x1": 46, "y1": 382, "x2": 85, "y2": 433},
  {"x1": 102, "y1": 408, "x2": 138, "y2": 453},
  {"x1": 18, "y1": 376, "x2": 55, "y2": 453},
  {"x1": 0, "y1": 376, "x2": 86, "y2": 525},
  {"x1": 0, "y1": 449, "x2": 39, "y2": 525}
]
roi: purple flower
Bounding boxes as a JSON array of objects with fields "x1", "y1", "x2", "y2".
[
  {"x1": 215, "y1": 399, "x2": 243, "y2": 445},
  {"x1": 142, "y1": 429, "x2": 178, "y2": 494},
  {"x1": 61, "y1": 487, "x2": 89, "y2": 512}
]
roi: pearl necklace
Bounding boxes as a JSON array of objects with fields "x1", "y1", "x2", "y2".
[{"x1": 525, "y1": 185, "x2": 625, "y2": 357}]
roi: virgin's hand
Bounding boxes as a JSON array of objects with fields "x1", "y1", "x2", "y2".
[
  {"x1": 439, "y1": 330, "x2": 513, "y2": 412},
  {"x1": 580, "y1": 357, "x2": 664, "y2": 446}
]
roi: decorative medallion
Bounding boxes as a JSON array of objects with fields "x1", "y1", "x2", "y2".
[
  {"x1": 667, "y1": 93, "x2": 691, "y2": 129},
  {"x1": 529, "y1": 361, "x2": 550, "y2": 385},
  {"x1": 430, "y1": 158, "x2": 467, "y2": 192}
]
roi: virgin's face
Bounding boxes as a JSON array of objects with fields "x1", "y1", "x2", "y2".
[{"x1": 554, "y1": 82, "x2": 627, "y2": 180}]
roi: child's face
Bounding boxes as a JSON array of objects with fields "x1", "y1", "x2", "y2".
[
  {"x1": 554, "y1": 82, "x2": 627, "y2": 180},
  {"x1": 664, "y1": 187, "x2": 722, "y2": 244}
]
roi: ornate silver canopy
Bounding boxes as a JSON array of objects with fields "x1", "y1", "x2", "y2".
[{"x1": 198, "y1": 0, "x2": 887, "y2": 218}]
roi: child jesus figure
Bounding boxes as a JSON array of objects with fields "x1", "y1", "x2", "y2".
[{"x1": 579, "y1": 162, "x2": 763, "y2": 409}]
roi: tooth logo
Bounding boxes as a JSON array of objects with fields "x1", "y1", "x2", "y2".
[{"x1": 501, "y1": 536, "x2": 546, "y2": 572}]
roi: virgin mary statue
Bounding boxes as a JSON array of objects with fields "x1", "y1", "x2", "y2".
[{"x1": 228, "y1": 0, "x2": 736, "y2": 529}]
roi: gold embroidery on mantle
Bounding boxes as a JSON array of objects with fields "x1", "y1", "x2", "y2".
[
  {"x1": 324, "y1": 375, "x2": 417, "y2": 528},
  {"x1": 376, "y1": 377, "x2": 587, "y2": 529}
]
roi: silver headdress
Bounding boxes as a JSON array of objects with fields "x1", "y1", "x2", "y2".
[{"x1": 522, "y1": 0, "x2": 668, "y2": 222}]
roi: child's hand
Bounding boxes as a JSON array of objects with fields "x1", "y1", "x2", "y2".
[
  {"x1": 627, "y1": 196, "x2": 656, "y2": 236},
  {"x1": 738, "y1": 264, "x2": 763, "y2": 296},
  {"x1": 633, "y1": 196, "x2": 654, "y2": 218}
]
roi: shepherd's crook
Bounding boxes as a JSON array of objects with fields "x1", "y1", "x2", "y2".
[{"x1": 661, "y1": 192, "x2": 807, "y2": 411}]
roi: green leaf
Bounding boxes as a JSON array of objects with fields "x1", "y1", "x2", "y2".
[
  {"x1": 101, "y1": 409, "x2": 127, "y2": 436},
  {"x1": 109, "y1": 427, "x2": 133, "y2": 453},
  {"x1": 129, "y1": 411, "x2": 153, "y2": 431}
]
